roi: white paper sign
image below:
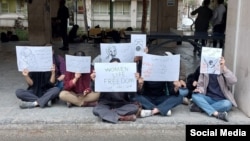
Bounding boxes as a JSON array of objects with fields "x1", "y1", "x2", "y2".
[
  {"x1": 131, "y1": 34, "x2": 146, "y2": 56},
  {"x1": 141, "y1": 54, "x2": 180, "y2": 81},
  {"x1": 16, "y1": 46, "x2": 52, "y2": 72},
  {"x1": 65, "y1": 55, "x2": 91, "y2": 73},
  {"x1": 200, "y1": 47, "x2": 222, "y2": 74},
  {"x1": 100, "y1": 43, "x2": 134, "y2": 63},
  {"x1": 94, "y1": 63, "x2": 137, "y2": 92}
]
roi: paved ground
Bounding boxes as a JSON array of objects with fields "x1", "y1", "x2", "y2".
[{"x1": 0, "y1": 40, "x2": 249, "y2": 141}]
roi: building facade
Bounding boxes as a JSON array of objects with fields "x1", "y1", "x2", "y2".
[
  {"x1": 0, "y1": 0, "x2": 151, "y2": 30},
  {"x1": 0, "y1": 0, "x2": 27, "y2": 27},
  {"x1": 63, "y1": 0, "x2": 151, "y2": 30}
]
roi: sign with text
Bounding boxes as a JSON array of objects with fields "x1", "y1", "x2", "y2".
[
  {"x1": 200, "y1": 47, "x2": 222, "y2": 74},
  {"x1": 141, "y1": 54, "x2": 180, "y2": 81},
  {"x1": 65, "y1": 55, "x2": 91, "y2": 73},
  {"x1": 94, "y1": 63, "x2": 137, "y2": 92},
  {"x1": 16, "y1": 46, "x2": 52, "y2": 72}
]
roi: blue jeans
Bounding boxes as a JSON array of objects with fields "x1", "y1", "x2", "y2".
[
  {"x1": 134, "y1": 94, "x2": 183, "y2": 116},
  {"x1": 192, "y1": 93, "x2": 232, "y2": 116},
  {"x1": 55, "y1": 81, "x2": 64, "y2": 91},
  {"x1": 179, "y1": 88, "x2": 189, "y2": 97}
]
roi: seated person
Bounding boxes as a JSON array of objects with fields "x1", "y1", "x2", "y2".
[
  {"x1": 46, "y1": 43, "x2": 66, "y2": 91},
  {"x1": 16, "y1": 66, "x2": 60, "y2": 109},
  {"x1": 134, "y1": 52, "x2": 188, "y2": 117},
  {"x1": 59, "y1": 51, "x2": 99, "y2": 107},
  {"x1": 91, "y1": 58, "x2": 140, "y2": 124},
  {"x1": 135, "y1": 79, "x2": 187, "y2": 118},
  {"x1": 191, "y1": 57, "x2": 237, "y2": 122},
  {"x1": 165, "y1": 51, "x2": 190, "y2": 105},
  {"x1": 53, "y1": 51, "x2": 66, "y2": 91}
]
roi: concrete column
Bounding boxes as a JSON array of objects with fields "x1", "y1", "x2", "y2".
[
  {"x1": 51, "y1": 0, "x2": 60, "y2": 17},
  {"x1": 177, "y1": 0, "x2": 183, "y2": 30},
  {"x1": 27, "y1": 0, "x2": 51, "y2": 45},
  {"x1": 130, "y1": 0, "x2": 137, "y2": 28},
  {"x1": 225, "y1": 0, "x2": 250, "y2": 117},
  {"x1": 86, "y1": 0, "x2": 92, "y2": 27}
]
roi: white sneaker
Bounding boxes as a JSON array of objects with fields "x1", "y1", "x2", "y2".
[
  {"x1": 140, "y1": 110, "x2": 152, "y2": 118},
  {"x1": 47, "y1": 100, "x2": 52, "y2": 107},
  {"x1": 166, "y1": 110, "x2": 171, "y2": 116},
  {"x1": 182, "y1": 97, "x2": 190, "y2": 105}
]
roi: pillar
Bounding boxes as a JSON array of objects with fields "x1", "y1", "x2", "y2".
[
  {"x1": 130, "y1": 0, "x2": 137, "y2": 28},
  {"x1": 27, "y1": 0, "x2": 52, "y2": 45},
  {"x1": 225, "y1": 0, "x2": 250, "y2": 117}
]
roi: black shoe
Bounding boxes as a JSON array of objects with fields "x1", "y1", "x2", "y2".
[
  {"x1": 193, "y1": 48, "x2": 197, "y2": 52},
  {"x1": 59, "y1": 47, "x2": 69, "y2": 51},
  {"x1": 190, "y1": 103, "x2": 202, "y2": 112},
  {"x1": 217, "y1": 112, "x2": 229, "y2": 122},
  {"x1": 67, "y1": 102, "x2": 72, "y2": 108}
]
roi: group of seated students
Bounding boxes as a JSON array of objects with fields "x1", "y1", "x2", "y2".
[{"x1": 15, "y1": 46, "x2": 237, "y2": 124}]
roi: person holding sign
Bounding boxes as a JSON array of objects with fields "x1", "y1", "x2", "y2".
[
  {"x1": 191, "y1": 57, "x2": 237, "y2": 122},
  {"x1": 135, "y1": 79, "x2": 186, "y2": 118},
  {"x1": 91, "y1": 58, "x2": 141, "y2": 124},
  {"x1": 134, "y1": 52, "x2": 189, "y2": 118},
  {"x1": 46, "y1": 43, "x2": 66, "y2": 91},
  {"x1": 16, "y1": 66, "x2": 60, "y2": 109},
  {"x1": 59, "y1": 51, "x2": 100, "y2": 107}
]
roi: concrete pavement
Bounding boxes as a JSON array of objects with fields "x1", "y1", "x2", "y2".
[{"x1": 0, "y1": 41, "x2": 249, "y2": 141}]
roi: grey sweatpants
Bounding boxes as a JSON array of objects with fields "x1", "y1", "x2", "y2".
[
  {"x1": 93, "y1": 103, "x2": 139, "y2": 124},
  {"x1": 16, "y1": 87, "x2": 60, "y2": 108}
]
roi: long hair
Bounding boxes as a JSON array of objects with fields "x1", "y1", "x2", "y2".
[{"x1": 110, "y1": 58, "x2": 120, "y2": 63}]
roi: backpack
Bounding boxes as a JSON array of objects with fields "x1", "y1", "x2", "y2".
[{"x1": 1, "y1": 32, "x2": 9, "y2": 42}]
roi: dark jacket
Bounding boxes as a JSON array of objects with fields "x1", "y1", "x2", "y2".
[
  {"x1": 139, "y1": 81, "x2": 179, "y2": 97},
  {"x1": 191, "y1": 6, "x2": 213, "y2": 32},
  {"x1": 57, "y1": 5, "x2": 69, "y2": 28},
  {"x1": 27, "y1": 72, "x2": 55, "y2": 97}
]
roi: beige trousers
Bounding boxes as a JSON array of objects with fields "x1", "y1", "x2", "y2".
[{"x1": 59, "y1": 90, "x2": 100, "y2": 107}]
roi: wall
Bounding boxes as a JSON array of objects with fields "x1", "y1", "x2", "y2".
[{"x1": 225, "y1": 0, "x2": 250, "y2": 117}]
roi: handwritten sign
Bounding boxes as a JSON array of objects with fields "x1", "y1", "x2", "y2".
[
  {"x1": 200, "y1": 47, "x2": 222, "y2": 74},
  {"x1": 16, "y1": 46, "x2": 52, "y2": 72},
  {"x1": 100, "y1": 43, "x2": 134, "y2": 63},
  {"x1": 141, "y1": 54, "x2": 180, "y2": 81},
  {"x1": 131, "y1": 34, "x2": 146, "y2": 56},
  {"x1": 94, "y1": 63, "x2": 137, "y2": 92},
  {"x1": 65, "y1": 55, "x2": 91, "y2": 73}
]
